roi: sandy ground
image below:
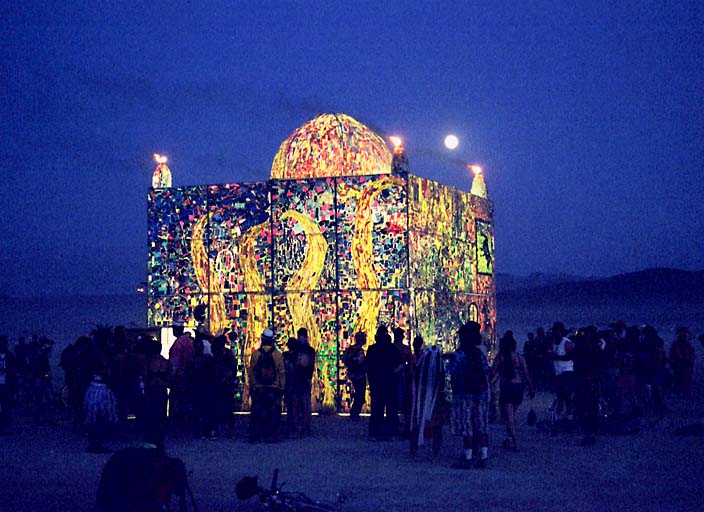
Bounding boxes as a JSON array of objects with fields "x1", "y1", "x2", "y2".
[{"x1": 2, "y1": 387, "x2": 704, "y2": 512}]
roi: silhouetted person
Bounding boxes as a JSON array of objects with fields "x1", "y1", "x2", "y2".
[
  {"x1": 283, "y1": 337, "x2": 298, "y2": 431},
  {"x1": 491, "y1": 331, "x2": 534, "y2": 451},
  {"x1": 143, "y1": 337, "x2": 169, "y2": 448},
  {"x1": 366, "y1": 325, "x2": 401, "y2": 439},
  {"x1": 112, "y1": 339, "x2": 141, "y2": 427},
  {"x1": 188, "y1": 337, "x2": 217, "y2": 438},
  {"x1": 669, "y1": 327, "x2": 695, "y2": 398},
  {"x1": 96, "y1": 446, "x2": 186, "y2": 512},
  {"x1": 551, "y1": 322, "x2": 575, "y2": 420},
  {"x1": 212, "y1": 335, "x2": 237, "y2": 438},
  {"x1": 248, "y1": 329, "x2": 285, "y2": 443},
  {"x1": 393, "y1": 327, "x2": 412, "y2": 436},
  {"x1": 168, "y1": 324, "x2": 194, "y2": 426},
  {"x1": 535, "y1": 327, "x2": 553, "y2": 390},
  {"x1": 522, "y1": 332, "x2": 541, "y2": 388},
  {"x1": 641, "y1": 325, "x2": 668, "y2": 414},
  {"x1": 13, "y1": 336, "x2": 29, "y2": 400},
  {"x1": 572, "y1": 326, "x2": 606, "y2": 446},
  {"x1": 343, "y1": 332, "x2": 367, "y2": 420},
  {"x1": 286, "y1": 328, "x2": 316, "y2": 437},
  {"x1": 31, "y1": 337, "x2": 55, "y2": 425},
  {"x1": 0, "y1": 335, "x2": 16, "y2": 431}
]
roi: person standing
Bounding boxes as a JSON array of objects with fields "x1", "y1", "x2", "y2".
[
  {"x1": 143, "y1": 337, "x2": 169, "y2": 448},
  {"x1": 212, "y1": 335, "x2": 237, "y2": 438},
  {"x1": 491, "y1": 331, "x2": 534, "y2": 451},
  {"x1": 248, "y1": 329, "x2": 285, "y2": 443},
  {"x1": 84, "y1": 359, "x2": 119, "y2": 453},
  {"x1": 283, "y1": 337, "x2": 298, "y2": 432},
  {"x1": 448, "y1": 322, "x2": 490, "y2": 469},
  {"x1": 366, "y1": 325, "x2": 401, "y2": 440},
  {"x1": 288, "y1": 328, "x2": 316, "y2": 438},
  {"x1": 669, "y1": 327, "x2": 695, "y2": 398},
  {"x1": 572, "y1": 326, "x2": 606, "y2": 446},
  {"x1": 343, "y1": 332, "x2": 368, "y2": 420},
  {"x1": 393, "y1": 327, "x2": 413, "y2": 436},
  {"x1": 187, "y1": 338, "x2": 217, "y2": 439},
  {"x1": 0, "y1": 336, "x2": 17, "y2": 432},
  {"x1": 409, "y1": 343, "x2": 448, "y2": 458},
  {"x1": 522, "y1": 332, "x2": 541, "y2": 389},
  {"x1": 168, "y1": 324, "x2": 194, "y2": 426},
  {"x1": 551, "y1": 322, "x2": 575, "y2": 420}
]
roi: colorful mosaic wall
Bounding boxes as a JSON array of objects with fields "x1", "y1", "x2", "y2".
[
  {"x1": 407, "y1": 174, "x2": 496, "y2": 355},
  {"x1": 271, "y1": 114, "x2": 392, "y2": 180},
  {"x1": 148, "y1": 172, "x2": 494, "y2": 411}
]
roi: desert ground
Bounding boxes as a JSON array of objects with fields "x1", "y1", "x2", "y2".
[{"x1": 2, "y1": 384, "x2": 703, "y2": 512}]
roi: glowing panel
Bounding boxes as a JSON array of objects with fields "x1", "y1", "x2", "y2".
[
  {"x1": 148, "y1": 237, "x2": 205, "y2": 296},
  {"x1": 476, "y1": 219, "x2": 494, "y2": 275},
  {"x1": 148, "y1": 187, "x2": 207, "y2": 241},
  {"x1": 271, "y1": 179, "x2": 336, "y2": 291},
  {"x1": 336, "y1": 175, "x2": 407, "y2": 290},
  {"x1": 147, "y1": 168, "x2": 496, "y2": 411}
]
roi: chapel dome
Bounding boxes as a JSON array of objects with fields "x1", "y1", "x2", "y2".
[{"x1": 270, "y1": 113, "x2": 392, "y2": 179}]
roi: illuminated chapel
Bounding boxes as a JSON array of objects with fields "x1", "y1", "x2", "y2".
[{"x1": 147, "y1": 113, "x2": 495, "y2": 411}]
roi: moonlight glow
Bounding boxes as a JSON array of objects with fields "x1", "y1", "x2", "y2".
[{"x1": 444, "y1": 134, "x2": 459, "y2": 150}]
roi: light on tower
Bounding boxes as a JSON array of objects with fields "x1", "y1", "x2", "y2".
[
  {"x1": 468, "y1": 164, "x2": 487, "y2": 198},
  {"x1": 152, "y1": 153, "x2": 172, "y2": 188}
]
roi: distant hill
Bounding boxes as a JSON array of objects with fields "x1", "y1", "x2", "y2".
[
  {"x1": 498, "y1": 268, "x2": 704, "y2": 305},
  {"x1": 496, "y1": 272, "x2": 585, "y2": 292}
]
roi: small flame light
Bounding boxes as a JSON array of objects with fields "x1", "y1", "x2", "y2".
[
  {"x1": 152, "y1": 153, "x2": 172, "y2": 188},
  {"x1": 469, "y1": 164, "x2": 487, "y2": 198},
  {"x1": 389, "y1": 136, "x2": 403, "y2": 149}
]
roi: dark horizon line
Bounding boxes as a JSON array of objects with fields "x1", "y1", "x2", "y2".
[{"x1": 2, "y1": 266, "x2": 701, "y2": 301}]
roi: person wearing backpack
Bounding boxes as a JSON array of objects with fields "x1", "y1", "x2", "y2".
[
  {"x1": 448, "y1": 321, "x2": 491, "y2": 469},
  {"x1": 248, "y1": 329, "x2": 285, "y2": 443}
]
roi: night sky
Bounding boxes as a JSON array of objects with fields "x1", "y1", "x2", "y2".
[{"x1": 2, "y1": 2, "x2": 702, "y2": 297}]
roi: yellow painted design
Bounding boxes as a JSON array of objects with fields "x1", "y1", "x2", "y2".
[
  {"x1": 280, "y1": 210, "x2": 336, "y2": 410},
  {"x1": 351, "y1": 176, "x2": 405, "y2": 339},
  {"x1": 271, "y1": 113, "x2": 392, "y2": 180},
  {"x1": 237, "y1": 221, "x2": 269, "y2": 408},
  {"x1": 192, "y1": 213, "x2": 226, "y2": 336}
]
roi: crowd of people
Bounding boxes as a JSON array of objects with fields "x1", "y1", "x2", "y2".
[
  {"x1": 0, "y1": 334, "x2": 56, "y2": 429},
  {"x1": 523, "y1": 321, "x2": 699, "y2": 418},
  {"x1": 0, "y1": 319, "x2": 701, "y2": 469}
]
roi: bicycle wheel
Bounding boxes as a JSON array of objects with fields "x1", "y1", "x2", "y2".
[
  {"x1": 278, "y1": 492, "x2": 335, "y2": 512},
  {"x1": 295, "y1": 504, "x2": 335, "y2": 512}
]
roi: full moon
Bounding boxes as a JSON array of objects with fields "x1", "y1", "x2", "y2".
[{"x1": 444, "y1": 134, "x2": 459, "y2": 150}]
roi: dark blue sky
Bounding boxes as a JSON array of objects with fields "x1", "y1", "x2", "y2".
[{"x1": 2, "y1": 1, "x2": 703, "y2": 296}]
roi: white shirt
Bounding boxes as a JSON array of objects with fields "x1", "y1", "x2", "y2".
[{"x1": 553, "y1": 337, "x2": 574, "y2": 375}]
